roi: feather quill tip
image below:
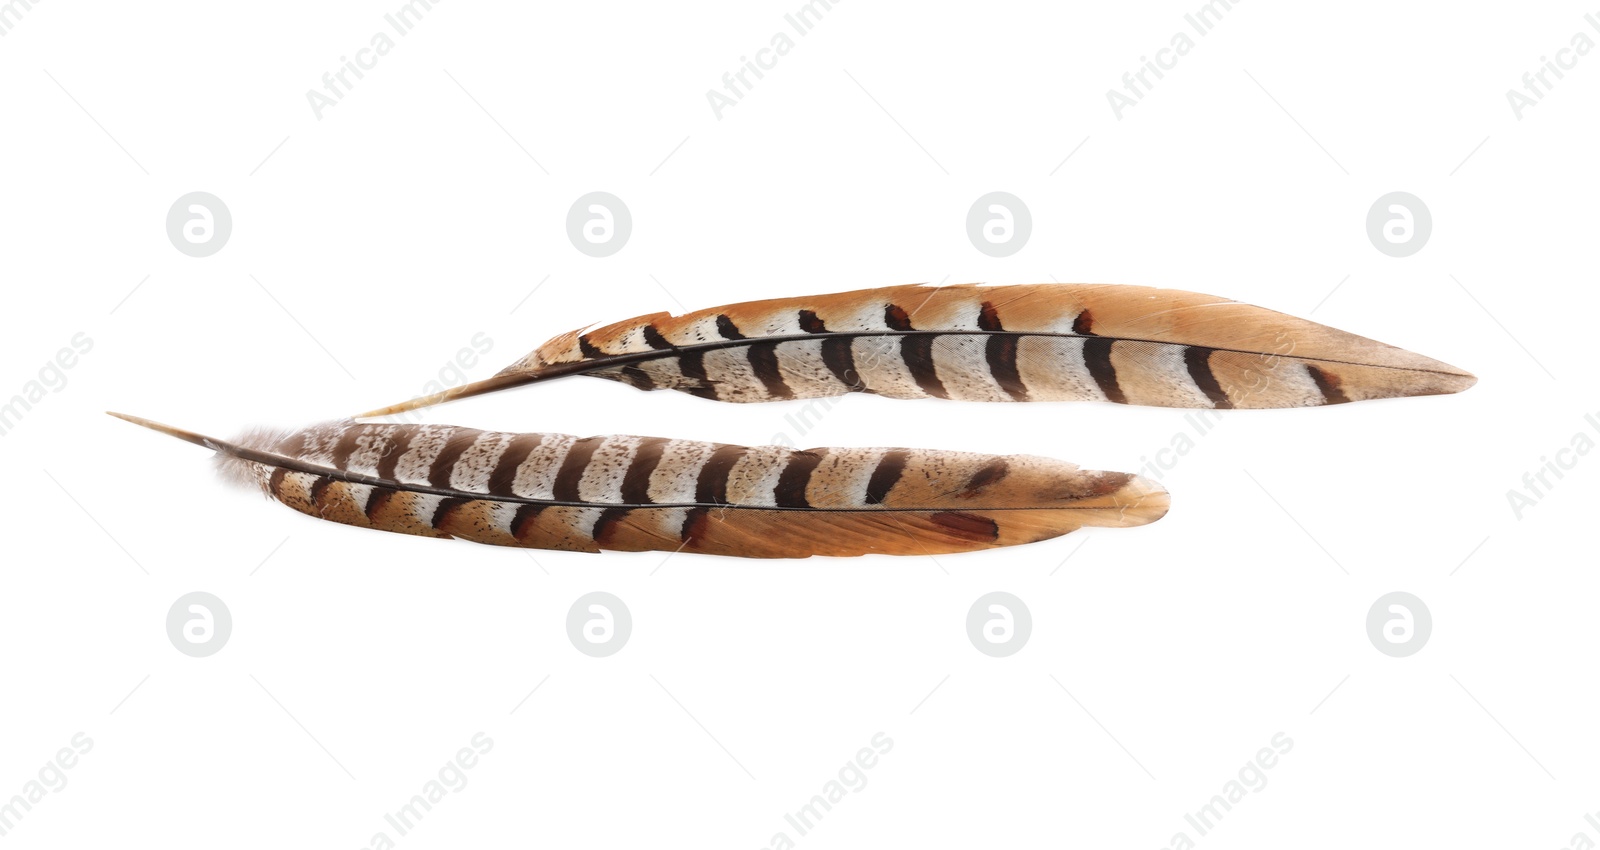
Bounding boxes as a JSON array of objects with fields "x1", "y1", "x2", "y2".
[
  {"x1": 107, "y1": 412, "x2": 288, "y2": 493},
  {"x1": 352, "y1": 372, "x2": 543, "y2": 419},
  {"x1": 107, "y1": 411, "x2": 215, "y2": 448}
]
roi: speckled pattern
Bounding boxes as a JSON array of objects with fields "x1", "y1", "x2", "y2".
[{"x1": 227, "y1": 421, "x2": 1169, "y2": 558}]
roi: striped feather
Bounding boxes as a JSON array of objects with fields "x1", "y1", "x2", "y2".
[
  {"x1": 356, "y1": 283, "x2": 1476, "y2": 416},
  {"x1": 110, "y1": 413, "x2": 1167, "y2": 559}
]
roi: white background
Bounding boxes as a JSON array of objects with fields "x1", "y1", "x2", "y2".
[{"x1": 2, "y1": 0, "x2": 1596, "y2": 846}]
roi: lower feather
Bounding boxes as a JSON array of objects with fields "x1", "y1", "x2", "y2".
[{"x1": 110, "y1": 413, "x2": 1167, "y2": 559}]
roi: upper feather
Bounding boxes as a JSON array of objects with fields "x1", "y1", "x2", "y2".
[{"x1": 359, "y1": 283, "x2": 1476, "y2": 416}]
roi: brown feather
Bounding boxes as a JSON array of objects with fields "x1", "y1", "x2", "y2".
[
  {"x1": 109, "y1": 413, "x2": 1167, "y2": 559},
  {"x1": 355, "y1": 283, "x2": 1475, "y2": 416}
]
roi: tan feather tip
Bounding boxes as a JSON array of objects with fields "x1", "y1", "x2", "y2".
[
  {"x1": 1353, "y1": 356, "x2": 1478, "y2": 403},
  {"x1": 106, "y1": 411, "x2": 215, "y2": 449},
  {"x1": 352, "y1": 372, "x2": 541, "y2": 418},
  {"x1": 1433, "y1": 370, "x2": 1477, "y2": 397},
  {"x1": 1397, "y1": 347, "x2": 1477, "y2": 391},
  {"x1": 1442, "y1": 368, "x2": 1478, "y2": 392},
  {"x1": 1094, "y1": 473, "x2": 1171, "y2": 528}
]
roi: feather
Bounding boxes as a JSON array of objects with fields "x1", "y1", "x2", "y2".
[
  {"x1": 108, "y1": 412, "x2": 1167, "y2": 559},
  {"x1": 356, "y1": 283, "x2": 1476, "y2": 416}
]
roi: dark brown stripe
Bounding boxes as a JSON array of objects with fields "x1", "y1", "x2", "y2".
[
  {"x1": 884, "y1": 303, "x2": 913, "y2": 331},
  {"x1": 820, "y1": 337, "x2": 861, "y2": 390},
  {"x1": 621, "y1": 438, "x2": 668, "y2": 504},
  {"x1": 1072, "y1": 309, "x2": 1095, "y2": 336},
  {"x1": 641, "y1": 324, "x2": 673, "y2": 350},
  {"x1": 678, "y1": 346, "x2": 718, "y2": 399},
  {"x1": 929, "y1": 511, "x2": 999, "y2": 541},
  {"x1": 431, "y1": 496, "x2": 471, "y2": 529},
  {"x1": 1082, "y1": 337, "x2": 1126, "y2": 404},
  {"x1": 798, "y1": 309, "x2": 827, "y2": 333},
  {"x1": 678, "y1": 349, "x2": 709, "y2": 386},
  {"x1": 863, "y1": 450, "x2": 908, "y2": 505},
  {"x1": 510, "y1": 503, "x2": 545, "y2": 540},
  {"x1": 715, "y1": 314, "x2": 746, "y2": 340},
  {"x1": 976, "y1": 300, "x2": 1028, "y2": 400},
  {"x1": 1307, "y1": 365, "x2": 1350, "y2": 405},
  {"x1": 309, "y1": 475, "x2": 336, "y2": 506},
  {"x1": 977, "y1": 301, "x2": 1003, "y2": 332},
  {"x1": 900, "y1": 335, "x2": 949, "y2": 399},
  {"x1": 275, "y1": 430, "x2": 308, "y2": 462},
  {"x1": 374, "y1": 427, "x2": 413, "y2": 481},
  {"x1": 427, "y1": 430, "x2": 479, "y2": 488},
  {"x1": 1081, "y1": 471, "x2": 1134, "y2": 497},
  {"x1": 552, "y1": 437, "x2": 605, "y2": 502},
  {"x1": 694, "y1": 444, "x2": 748, "y2": 505},
  {"x1": 618, "y1": 364, "x2": 656, "y2": 390},
  {"x1": 985, "y1": 335, "x2": 1029, "y2": 401},
  {"x1": 364, "y1": 487, "x2": 395, "y2": 521},
  {"x1": 745, "y1": 341, "x2": 793, "y2": 400},
  {"x1": 577, "y1": 333, "x2": 607, "y2": 358},
  {"x1": 963, "y1": 458, "x2": 1009, "y2": 494},
  {"x1": 590, "y1": 507, "x2": 631, "y2": 545},
  {"x1": 487, "y1": 433, "x2": 543, "y2": 496},
  {"x1": 680, "y1": 506, "x2": 710, "y2": 544},
  {"x1": 773, "y1": 450, "x2": 826, "y2": 508},
  {"x1": 269, "y1": 467, "x2": 291, "y2": 500},
  {"x1": 1184, "y1": 347, "x2": 1233, "y2": 409},
  {"x1": 329, "y1": 427, "x2": 365, "y2": 469}
]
